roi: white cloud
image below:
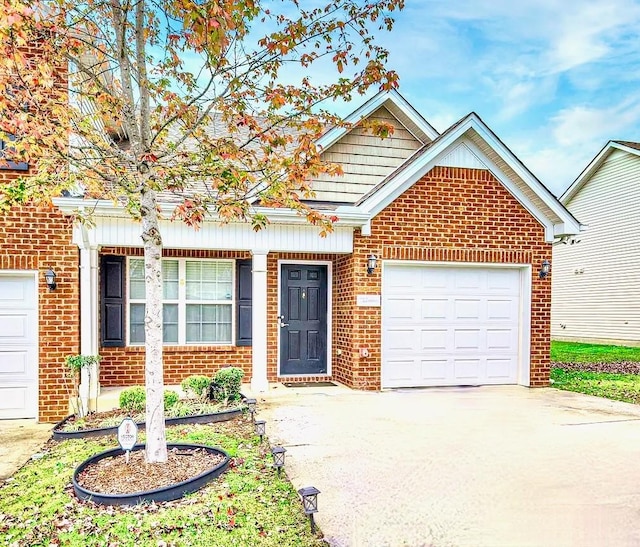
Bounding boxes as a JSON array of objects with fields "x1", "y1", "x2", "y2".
[{"x1": 551, "y1": 100, "x2": 640, "y2": 147}]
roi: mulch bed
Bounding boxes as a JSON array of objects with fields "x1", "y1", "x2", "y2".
[
  {"x1": 552, "y1": 361, "x2": 640, "y2": 374},
  {"x1": 76, "y1": 446, "x2": 225, "y2": 495}
]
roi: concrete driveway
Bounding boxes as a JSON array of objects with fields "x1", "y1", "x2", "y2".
[
  {"x1": 0, "y1": 419, "x2": 51, "y2": 480},
  {"x1": 258, "y1": 385, "x2": 640, "y2": 547}
]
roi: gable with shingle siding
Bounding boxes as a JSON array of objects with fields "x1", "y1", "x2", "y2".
[{"x1": 309, "y1": 106, "x2": 424, "y2": 203}]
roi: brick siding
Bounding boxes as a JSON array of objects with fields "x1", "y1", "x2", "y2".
[
  {"x1": 333, "y1": 166, "x2": 551, "y2": 389},
  {"x1": 0, "y1": 171, "x2": 79, "y2": 422}
]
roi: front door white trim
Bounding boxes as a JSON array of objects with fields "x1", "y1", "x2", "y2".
[
  {"x1": 381, "y1": 260, "x2": 531, "y2": 387},
  {"x1": 277, "y1": 260, "x2": 333, "y2": 378}
]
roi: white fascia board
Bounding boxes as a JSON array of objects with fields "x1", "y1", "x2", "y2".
[
  {"x1": 53, "y1": 197, "x2": 371, "y2": 228},
  {"x1": 315, "y1": 89, "x2": 439, "y2": 152},
  {"x1": 315, "y1": 91, "x2": 393, "y2": 151},
  {"x1": 560, "y1": 141, "x2": 640, "y2": 204},
  {"x1": 463, "y1": 117, "x2": 581, "y2": 235},
  {"x1": 384, "y1": 90, "x2": 440, "y2": 141},
  {"x1": 358, "y1": 115, "x2": 580, "y2": 242}
]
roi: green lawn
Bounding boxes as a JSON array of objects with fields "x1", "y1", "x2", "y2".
[
  {"x1": 551, "y1": 341, "x2": 640, "y2": 405},
  {"x1": 551, "y1": 340, "x2": 640, "y2": 363},
  {"x1": 0, "y1": 422, "x2": 324, "y2": 547}
]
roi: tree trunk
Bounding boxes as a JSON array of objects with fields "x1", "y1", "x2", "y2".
[{"x1": 140, "y1": 184, "x2": 168, "y2": 463}]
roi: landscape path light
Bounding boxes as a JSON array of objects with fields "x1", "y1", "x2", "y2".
[
  {"x1": 254, "y1": 419, "x2": 266, "y2": 443},
  {"x1": 244, "y1": 397, "x2": 257, "y2": 422},
  {"x1": 298, "y1": 486, "x2": 320, "y2": 533},
  {"x1": 271, "y1": 445, "x2": 286, "y2": 475}
]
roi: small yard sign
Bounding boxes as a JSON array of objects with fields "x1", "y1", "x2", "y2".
[{"x1": 117, "y1": 418, "x2": 138, "y2": 463}]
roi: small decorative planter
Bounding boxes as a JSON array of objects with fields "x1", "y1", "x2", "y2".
[
  {"x1": 73, "y1": 443, "x2": 230, "y2": 505},
  {"x1": 52, "y1": 407, "x2": 244, "y2": 441}
]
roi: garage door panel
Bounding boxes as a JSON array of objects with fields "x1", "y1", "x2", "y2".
[
  {"x1": 386, "y1": 329, "x2": 416, "y2": 351},
  {"x1": 385, "y1": 359, "x2": 415, "y2": 384},
  {"x1": 487, "y1": 329, "x2": 517, "y2": 350},
  {"x1": 383, "y1": 265, "x2": 522, "y2": 388},
  {"x1": 454, "y1": 299, "x2": 481, "y2": 320},
  {"x1": 421, "y1": 329, "x2": 448, "y2": 350},
  {"x1": 454, "y1": 329, "x2": 481, "y2": 350},
  {"x1": 455, "y1": 269, "x2": 483, "y2": 290},
  {"x1": 422, "y1": 299, "x2": 447, "y2": 319},
  {"x1": 486, "y1": 358, "x2": 516, "y2": 380},
  {"x1": 421, "y1": 268, "x2": 448, "y2": 289},
  {"x1": 454, "y1": 359, "x2": 482, "y2": 379},
  {"x1": 487, "y1": 269, "x2": 519, "y2": 292},
  {"x1": 0, "y1": 274, "x2": 38, "y2": 419},
  {"x1": 421, "y1": 359, "x2": 448, "y2": 380},
  {"x1": 386, "y1": 298, "x2": 416, "y2": 320},
  {"x1": 0, "y1": 350, "x2": 30, "y2": 375},
  {"x1": 486, "y1": 299, "x2": 516, "y2": 320},
  {"x1": 0, "y1": 311, "x2": 35, "y2": 343}
]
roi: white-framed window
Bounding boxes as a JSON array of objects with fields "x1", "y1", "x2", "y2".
[{"x1": 128, "y1": 258, "x2": 234, "y2": 345}]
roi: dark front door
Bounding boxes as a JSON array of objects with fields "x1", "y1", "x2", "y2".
[{"x1": 280, "y1": 264, "x2": 328, "y2": 375}]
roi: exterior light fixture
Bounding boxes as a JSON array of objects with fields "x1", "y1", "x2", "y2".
[
  {"x1": 298, "y1": 486, "x2": 320, "y2": 533},
  {"x1": 254, "y1": 419, "x2": 266, "y2": 443},
  {"x1": 44, "y1": 268, "x2": 57, "y2": 291},
  {"x1": 244, "y1": 397, "x2": 257, "y2": 422},
  {"x1": 539, "y1": 260, "x2": 551, "y2": 279},
  {"x1": 366, "y1": 254, "x2": 378, "y2": 275},
  {"x1": 271, "y1": 445, "x2": 286, "y2": 475}
]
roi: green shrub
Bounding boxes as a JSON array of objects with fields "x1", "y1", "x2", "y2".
[
  {"x1": 119, "y1": 386, "x2": 146, "y2": 413},
  {"x1": 180, "y1": 375, "x2": 211, "y2": 399},
  {"x1": 119, "y1": 386, "x2": 181, "y2": 412},
  {"x1": 164, "y1": 389, "x2": 179, "y2": 409},
  {"x1": 209, "y1": 366, "x2": 244, "y2": 404}
]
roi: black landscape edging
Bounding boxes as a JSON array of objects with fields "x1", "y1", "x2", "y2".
[
  {"x1": 73, "y1": 443, "x2": 230, "y2": 505},
  {"x1": 52, "y1": 407, "x2": 244, "y2": 441}
]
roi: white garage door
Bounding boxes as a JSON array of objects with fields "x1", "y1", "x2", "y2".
[
  {"x1": 0, "y1": 274, "x2": 38, "y2": 419},
  {"x1": 382, "y1": 264, "x2": 523, "y2": 388}
]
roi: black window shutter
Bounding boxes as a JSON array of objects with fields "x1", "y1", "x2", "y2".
[
  {"x1": 236, "y1": 259, "x2": 252, "y2": 346},
  {"x1": 100, "y1": 255, "x2": 125, "y2": 347}
]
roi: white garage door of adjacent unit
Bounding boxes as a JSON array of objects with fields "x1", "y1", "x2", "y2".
[
  {"x1": 382, "y1": 264, "x2": 522, "y2": 388},
  {"x1": 0, "y1": 274, "x2": 38, "y2": 419}
]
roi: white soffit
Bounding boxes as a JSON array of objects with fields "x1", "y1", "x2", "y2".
[{"x1": 75, "y1": 216, "x2": 355, "y2": 253}]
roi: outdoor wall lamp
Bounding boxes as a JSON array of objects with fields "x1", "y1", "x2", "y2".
[
  {"x1": 298, "y1": 486, "x2": 320, "y2": 533},
  {"x1": 539, "y1": 260, "x2": 551, "y2": 279},
  {"x1": 271, "y1": 445, "x2": 286, "y2": 475},
  {"x1": 44, "y1": 268, "x2": 57, "y2": 291},
  {"x1": 366, "y1": 254, "x2": 378, "y2": 275},
  {"x1": 244, "y1": 397, "x2": 257, "y2": 422},
  {"x1": 254, "y1": 419, "x2": 266, "y2": 443}
]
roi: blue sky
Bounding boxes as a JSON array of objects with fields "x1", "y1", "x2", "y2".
[{"x1": 369, "y1": 0, "x2": 640, "y2": 196}]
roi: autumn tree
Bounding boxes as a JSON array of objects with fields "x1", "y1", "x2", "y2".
[{"x1": 0, "y1": 0, "x2": 403, "y2": 462}]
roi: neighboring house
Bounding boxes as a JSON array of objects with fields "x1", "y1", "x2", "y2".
[
  {"x1": 552, "y1": 141, "x2": 640, "y2": 346},
  {"x1": 0, "y1": 89, "x2": 581, "y2": 422}
]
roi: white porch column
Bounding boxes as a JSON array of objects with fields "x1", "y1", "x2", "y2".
[
  {"x1": 79, "y1": 245, "x2": 100, "y2": 413},
  {"x1": 250, "y1": 250, "x2": 269, "y2": 392}
]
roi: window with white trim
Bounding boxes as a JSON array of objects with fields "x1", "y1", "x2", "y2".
[{"x1": 128, "y1": 258, "x2": 234, "y2": 345}]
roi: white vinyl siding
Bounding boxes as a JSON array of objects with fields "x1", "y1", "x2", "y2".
[
  {"x1": 310, "y1": 106, "x2": 423, "y2": 203},
  {"x1": 552, "y1": 149, "x2": 640, "y2": 343},
  {"x1": 128, "y1": 258, "x2": 233, "y2": 345}
]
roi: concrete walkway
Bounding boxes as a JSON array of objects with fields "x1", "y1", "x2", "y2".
[
  {"x1": 0, "y1": 419, "x2": 51, "y2": 480},
  {"x1": 257, "y1": 384, "x2": 640, "y2": 547}
]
